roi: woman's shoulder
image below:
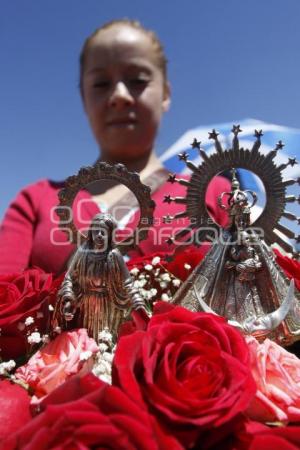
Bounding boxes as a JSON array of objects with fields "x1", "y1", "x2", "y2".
[
  {"x1": 15, "y1": 178, "x2": 66, "y2": 204},
  {"x1": 20, "y1": 178, "x2": 65, "y2": 193},
  {"x1": 3, "y1": 178, "x2": 67, "y2": 219}
]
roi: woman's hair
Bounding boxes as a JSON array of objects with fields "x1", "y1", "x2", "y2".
[{"x1": 79, "y1": 19, "x2": 168, "y2": 94}]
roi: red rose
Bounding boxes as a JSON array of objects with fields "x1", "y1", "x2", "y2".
[
  {"x1": 0, "y1": 269, "x2": 60, "y2": 360},
  {"x1": 5, "y1": 374, "x2": 183, "y2": 450},
  {"x1": 127, "y1": 252, "x2": 168, "y2": 271},
  {"x1": 113, "y1": 302, "x2": 256, "y2": 448},
  {"x1": 126, "y1": 246, "x2": 212, "y2": 283},
  {"x1": 15, "y1": 329, "x2": 98, "y2": 405},
  {"x1": 162, "y1": 246, "x2": 208, "y2": 281},
  {"x1": 0, "y1": 380, "x2": 31, "y2": 442},
  {"x1": 248, "y1": 426, "x2": 300, "y2": 450},
  {"x1": 38, "y1": 372, "x2": 104, "y2": 411},
  {"x1": 118, "y1": 310, "x2": 149, "y2": 339},
  {"x1": 205, "y1": 420, "x2": 300, "y2": 450},
  {"x1": 245, "y1": 421, "x2": 300, "y2": 450}
]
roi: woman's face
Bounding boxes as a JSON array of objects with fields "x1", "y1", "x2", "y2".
[{"x1": 81, "y1": 25, "x2": 170, "y2": 162}]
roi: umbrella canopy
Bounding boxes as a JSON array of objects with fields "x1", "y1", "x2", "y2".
[{"x1": 159, "y1": 118, "x2": 300, "y2": 251}]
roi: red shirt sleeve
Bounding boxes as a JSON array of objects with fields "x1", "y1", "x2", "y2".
[
  {"x1": 205, "y1": 176, "x2": 230, "y2": 227},
  {"x1": 0, "y1": 180, "x2": 46, "y2": 274}
]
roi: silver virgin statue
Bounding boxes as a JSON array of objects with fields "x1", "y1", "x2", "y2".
[
  {"x1": 54, "y1": 162, "x2": 155, "y2": 341},
  {"x1": 164, "y1": 127, "x2": 300, "y2": 345},
  {"x1": 224, "y1": 230, "x2": 264, "y2": 321},
  {"x1": 55, "y1": 213, "x2": 146, "y2": 341}
]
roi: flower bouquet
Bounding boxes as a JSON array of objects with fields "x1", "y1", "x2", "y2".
[
  {"x1": 1, "y1": 128, "x2": 300, "y2": 449},
  {"x1": 0, "y1": 250, "x2": 300, "y2": 450}
]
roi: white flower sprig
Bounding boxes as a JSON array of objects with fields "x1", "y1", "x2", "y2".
[
  {"x1": 27, "y1": 332, "x2": 42, "y2": 345},
  {"x1": 92, "y1": 328, "x2": 115, "y2": 384},
  {"x1": 16, "y1": 308, "x2": 51, "y2": 358},
  {"x1": 0, "y1": 360, "x2": 16, "y2": 376},
  {"x1": 24, "y1": 316, "x2": 34, "y2": 326},
  {"x1": 128, "y1": 257, "x2": 181, "y2": 309}
]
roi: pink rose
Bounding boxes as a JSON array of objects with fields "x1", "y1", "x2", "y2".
[
  {"x1": 246, "y1": 336, "x2": 300, "y2": 424},
  {"x1": 15, "y1": 329, "x2": 98, "y2": 404}
]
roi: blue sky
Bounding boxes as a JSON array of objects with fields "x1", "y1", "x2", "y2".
[{"x1": 1, "y1": 0, "x2": 300, "y2": 218}]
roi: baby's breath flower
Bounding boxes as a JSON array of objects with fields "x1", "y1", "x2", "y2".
[
  {"x1": 139, "y1": 288, "x2": 148, "y2": 299},
  {"x1": 98, "y1": 343, "x2": 109, "y2": 353},
  {"x1": 144, "y1": 264, "x2": 153, "y2": 271},
  {"x1": 172, "y1": 279, "x2": 181, "y2": 287},
  {"x1": 130, "y1": 267, "x2": 139, "y2": 276},
  {"x1": 151, "y1": 256, "x2": 161, "y2": 266},
  {"x1": 184, "y1": 263, "x2": 191, "y2": 270},
  {"x1": 93, "y1": 361, "x2": 107, "y2": 375},
  {"x1": 102, "y1": 352, "x2": 114, "y2": 363},
  {"x1": 160, "y1": 273, "x2": 171, "y2": 282},
  {"x1": 144, "y1": 290, "x2": 153, "y2": 301},
  {"x1": 161, "y1": 293, "x2": 171, "y2": 301},
  {"x1": 92, "y1": 346, "x2": 115, "y2": 383},
  {"x1": 99, "y1": 373, "x2": 112, "y2": 384},
  {"x1": 98, "y1": 328, "x2": 113, "y2": 345},
  {"x1": 159, "y1": 281, "x2": 168, "y2": 289},
  {"x1": 27, "y1": 332, "x2": 41, "y2": 345},
  {"x1": 102, "y1": 360, "x2": 112, "y2": 373},
  {"x1": 133, "y1": 280, "x2": 142, "y2": 289},
  {"x1": 0, "y1": 360, "x2": 16, "y2": 375},
  {"x1": 138, "y1": 279, "x2": 147, "y2": 288},
  {"x1": 48, "y1": 304, "x2": 54, "y2": 311},
  {"x1": 24, "y1": 316, "x2": 34, "y2": 326}
]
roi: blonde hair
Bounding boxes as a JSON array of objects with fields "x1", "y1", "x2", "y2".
[{"x1": 79, "y1": 19, "x2": 168, "y2": 93}]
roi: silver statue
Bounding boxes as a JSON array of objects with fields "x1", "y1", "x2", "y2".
[
  {"x1": 223, "y1": 230, "x2": 264, "y2": 321},
  {"x1": 54, "y1": 162, "x2": 155, "y2": 340},
  {"x1": 55, "y1": 213, "x2": 147, "y2": 341},
  {"x1": 165, "y1": 127, "x2": 300, "y2": 345},
  {"x1": 218, "y1": 168, "x2": 257, "y2": 230}
]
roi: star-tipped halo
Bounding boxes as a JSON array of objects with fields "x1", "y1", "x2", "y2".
[
  {"x1": 190, "y1": 138, "x2": 201, "y2": 149},
  {"x1": 165, "y1": 126, "x2": 300, "y2": 255}
]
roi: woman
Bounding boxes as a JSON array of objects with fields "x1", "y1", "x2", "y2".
[{"x1": 0, "y1": 19, "x2": 229, "y2": 275}]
